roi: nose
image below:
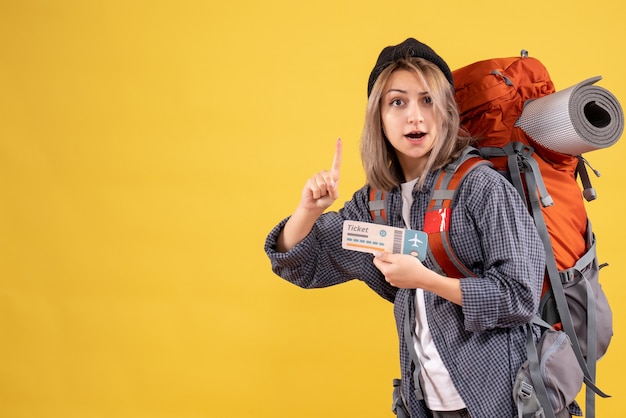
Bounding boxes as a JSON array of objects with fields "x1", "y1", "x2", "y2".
[{"x1": 407, "y1": 102, "x2": 424, "y2": 124}]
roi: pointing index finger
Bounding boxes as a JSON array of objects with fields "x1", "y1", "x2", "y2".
[{"x1": 331, "y1": 138, "x2": 342, "y2": 181}]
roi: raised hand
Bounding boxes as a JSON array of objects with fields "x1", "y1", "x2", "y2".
[
  {"x1": 276, "y1": 138, "x2": 343, "y2": 252},
  {"x1": 299, "y1": 138, "x2": 342, "y2": 212}
]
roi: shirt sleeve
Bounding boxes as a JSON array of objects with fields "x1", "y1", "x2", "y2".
[
  {"x1": 454, "y1": 165, "x2": 545, "y2": 331},
  {"x1": 263, "y1": 187, "x2": 398, "y2": 303}
]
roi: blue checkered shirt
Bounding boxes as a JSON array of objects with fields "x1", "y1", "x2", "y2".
[{"x1": 265, "y1": 164, "x2": 545, "y2": 417}]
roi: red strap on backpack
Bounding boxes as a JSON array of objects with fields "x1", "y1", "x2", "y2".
[{"x1": 423, "y1": 156, "x2": 491, "y2": 278}]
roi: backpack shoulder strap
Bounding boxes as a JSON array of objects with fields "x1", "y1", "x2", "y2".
[
  {"x1": 369, "y1": 188, "x2": 387, "y2": 225},
  {"x1": 424, "y1": 148, "x2": 492, "y2": 278}
]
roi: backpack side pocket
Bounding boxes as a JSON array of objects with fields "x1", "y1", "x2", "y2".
[{"x1": 513, "y1": 324, "x2": 583, "y2": 418}]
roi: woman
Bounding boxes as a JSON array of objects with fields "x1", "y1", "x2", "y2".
[{"x1": 264, "y1": 38, "x2": 545, "y2": 417}]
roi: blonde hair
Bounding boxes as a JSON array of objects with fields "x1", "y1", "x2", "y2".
[{"x1": 360, "y1": 57, "x2": 473, "y2": 191}]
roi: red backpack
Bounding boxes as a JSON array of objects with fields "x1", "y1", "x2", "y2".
[
  {"x1": 453, "y1": 53, "x2": 616, "y2": 417},
  {"x1": 453, "y1": 54, "x2": 587, "y2": 271},
  {"x1": 370, "y1": 51, "x2": 620, "y2": 418}
]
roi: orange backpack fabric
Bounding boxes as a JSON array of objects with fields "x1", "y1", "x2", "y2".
[{"x1": 453, "y1": 56, "x2": 587, "y2": 273}]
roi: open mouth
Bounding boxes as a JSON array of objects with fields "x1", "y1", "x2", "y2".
[{"x1": 406, "y1": 131, "x2": 426, "y2": 140}]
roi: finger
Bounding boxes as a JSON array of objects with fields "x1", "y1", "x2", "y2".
[
  {"x1": 308, "y1": 171, "x2": 333, "y2": 200},
  {"x1": 316, "y1": 171, "x2": 333, "y2": 193},
  {"x1": 374, "y1": 251, "x2": 392, "y2": 263},
  {"x1": 331, "y1": 138, "x2": 342, "y2": 182},
  {"x1": 311, "y1": 173, "x2": 328, "y2": 200}
]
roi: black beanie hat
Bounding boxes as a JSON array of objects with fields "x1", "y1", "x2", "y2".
[{"x1": 367, "y1": 38, "x2": 453, "y2": 97}]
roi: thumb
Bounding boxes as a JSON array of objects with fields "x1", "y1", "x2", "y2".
[{"x1": 374, "y1": 251, "x2": 394, "y2": 263}]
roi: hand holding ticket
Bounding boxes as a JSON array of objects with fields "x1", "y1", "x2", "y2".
[{"x1": 341, "y1": 220, "x2": 428, "y2": 261}]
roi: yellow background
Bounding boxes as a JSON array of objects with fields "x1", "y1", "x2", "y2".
[{"x1": 1, "y1": 1, "x2": 624, "y2": 417}]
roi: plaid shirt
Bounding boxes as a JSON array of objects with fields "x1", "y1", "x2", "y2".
[{"x1": 265, "y1": 164, "x2": 545, "y2": 417}]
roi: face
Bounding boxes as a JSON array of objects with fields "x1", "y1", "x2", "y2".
[{"x1": 380, "y1": 69, "x2": 438, "y2": 181}]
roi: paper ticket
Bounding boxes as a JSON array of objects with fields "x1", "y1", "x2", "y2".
[{"x1": 341, "y1": 220, "x2": 428, "y2": 261}]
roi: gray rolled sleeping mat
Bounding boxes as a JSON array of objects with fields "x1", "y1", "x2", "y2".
[{"x1": 515, "y1": 76, "x2": 624, "y2": 155}]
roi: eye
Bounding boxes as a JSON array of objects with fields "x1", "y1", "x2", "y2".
[
  {"x1": 422, "y1": 96, "x2": 433, "y2": 105},
  {"x1": 390, "y1": 98, "x2": 404, "y2": 107}
]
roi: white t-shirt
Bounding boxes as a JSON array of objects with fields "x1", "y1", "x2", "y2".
[{"x1": 400, "y1": 179, "x2": 466, "y2": 411}]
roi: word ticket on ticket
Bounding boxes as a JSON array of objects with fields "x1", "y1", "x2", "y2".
[{"x1": 341, "y1": 220, "x2": 428, "y2": 261}]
